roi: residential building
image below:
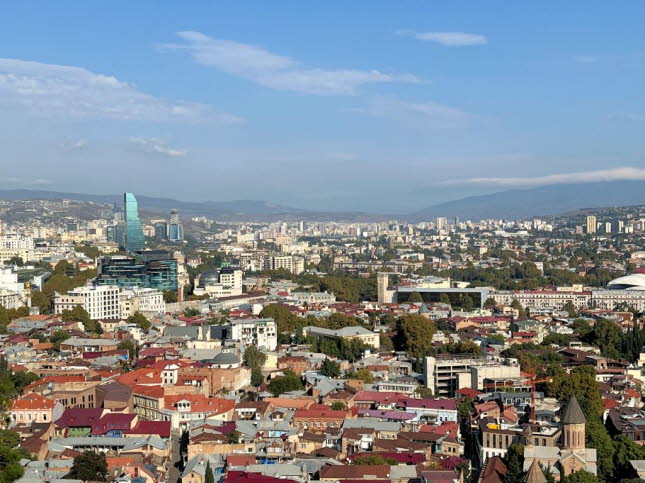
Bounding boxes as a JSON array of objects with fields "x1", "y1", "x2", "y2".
[{"x1": 53, "y1": 285, "x2": 121, "y2": 320}]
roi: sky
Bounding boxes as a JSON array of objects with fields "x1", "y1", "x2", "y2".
[{"x1": 1, "y1": 1, "x2": 645, "y2": 214}]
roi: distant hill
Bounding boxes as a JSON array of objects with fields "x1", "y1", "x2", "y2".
[
  {"x1": 0, "y1": 189, "x2": 386, "y2": 222},
  {"x1": 410, "y1": 180, "x2": 645, "y2": 221}
]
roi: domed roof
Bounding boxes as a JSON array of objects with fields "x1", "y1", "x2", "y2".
[
  {"x1": 211, "y1": 352, "x2": 240, "y2": 365},
  {"x1": 607, "y1": 273, "x2": 645, "y2": 291}
]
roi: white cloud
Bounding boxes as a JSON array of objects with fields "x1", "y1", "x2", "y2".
[
  {"x1": 443, "y1": 167, "x2": 645, "y2": 186},
  {"x1": 608, "y1": 112, "x2": 645, "y2": 122},
  {"x1": 574, "y1": 55, "x2": 597, "y2": 64},
  {"x1": 163, "y1": 31, "x2": 420, "y2": 95},
  {"x1": 129, "y1": 136, "x2": 188, "y2": 157},
  {"x1": 61, "y1": 139, "x2": 88, "y2": 151},
  {"x1": 4, "y1": 176, "x2": 53, "y2": 186},
  {"x1": 0, "y1": 58, "x2": 242, "y2": 123},
  {"x1": 397, "y1": 29, "x2": 487, "y2": 46},
  {"x1": 351, "y1": 96, "x2": 475, "y2": 128}
]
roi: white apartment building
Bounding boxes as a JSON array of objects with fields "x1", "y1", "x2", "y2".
[
  {"x1": 591, "y1": 290, "x2": 645, "y2": 312},
  {"x1": 193, "y1": 268, "x2": 243, "y2": 298},
  {"x1": 0, "y1": 289, "x2": 22, "y2": 309},
  {"x1": 491, "y1": 290, "x2": 592, "y2": 310},
  {"x1": 0, "y1": 235, "x2": 34, "y2": 251},
  {"x1": 228, "y1": 318, "x2": 277, "y2": 350},
  {"x1": 0, "y1": 268, "x2": 25, "y2": 294},
  {"x1": 120, "y1": 287, "x2": 165, "y2": 317},
  {"x1": 263, "y1": 255, "x2": 305, "y2": 275},
  {"x1": 54, "y1": 285, "x2": 120, "y2": 320}
]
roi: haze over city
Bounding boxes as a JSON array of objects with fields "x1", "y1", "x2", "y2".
[{"x1": 2, "y1": 2, "x2": 645, "y2": 212}]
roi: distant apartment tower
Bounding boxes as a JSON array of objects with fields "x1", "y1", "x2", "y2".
[
  {"x1": 586, "y1": 215, "x2": 597, "y2": 234},
  {"x1": 263, "y1": 255, "x2": 305, "y2": 275},
  {"x1": 435, "y1": 217, "x2": 449, "y2": 231},
  {"x1": 167, "y1": 209, "x2": 184, "y2": 241},
  {"x1": 377, "y1": 272, "x2": 395, "y2": 303},
  {"x1": 124, "y1": 193, "x2": 145, "y2": 252}
]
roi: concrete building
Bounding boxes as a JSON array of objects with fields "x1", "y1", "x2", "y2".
[
  {"x1": 193, "y1": 268, "x2": 243, "y2": 298},
  {"x1": 424, "y1": 355, "x2": 520, "y2": 397},
  {"x1": 491, "y1": 290, "x2": 592, "y2": 311},
  {"x1": 54, "y1": 285, "x2": 121, "y2": 320},
  {"x1": 228, "y1": 318, "x2": 278, "y2": 350},
  {"x1": 586, "y1": 215, "x2": 597, "y2": 234},
  {"x1": 120, "y1": 287, "x2": 165, "y2": 317},
  {"x1": 303, "y1": 326, "x2": 380, "y2": 350}
]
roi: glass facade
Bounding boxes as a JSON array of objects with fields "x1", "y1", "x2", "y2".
[
  {"x1": 95, "y1": 250, "x2": 178, "y2": 291},
  {"x1": 124, "y1": 192, "x2": 145, "y2": 253}
]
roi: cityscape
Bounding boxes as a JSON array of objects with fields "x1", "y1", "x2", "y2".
[{"x1": 2, "y1": 3, "x2": 645, "y2": 483}]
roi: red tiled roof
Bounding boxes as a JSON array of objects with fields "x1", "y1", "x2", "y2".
[
  {"x1": 226, "y1": 472, "x2": 298, "y2": 483},
  {"x1": 127, "y1": 420, "x2": 171, "y2": 438}
]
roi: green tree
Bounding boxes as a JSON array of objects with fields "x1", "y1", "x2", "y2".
[
  {"x1": 408, "y1": 292, "x2": 424, "y2": 304},
  {"x1": 243, "y1": 346, "x2": 267, "y2": 370},
  {"x1": 50, "y1": 330, "x2": 71, "y2": 351},
  {"x1": 226, "y1": 431, "x2": 241, "y2": 444},
  {"x1": 355, "y1": 368, "x2": 374, "y2": 383},
  {"x1": 326, "y1": 313, "x2": 358, "y2": 330},
  {"x1": 267, "y1": 371, "x2": 304, "y2": 396},
  {"x1": 251, "y1": 367, "x2": 264, "y2": 387},
  {"x1": 320, "y1": 358, "x2": 340, "y2": 378},
  {"x1": 561, "y1": 470, "x2": 601, "y2": 483},
  {"x1": 127, "y1": 311, "x2": 151, "y2": 331},
  {"x1": 260, "y1": 304, "x2": 305, "y2": 333},
  {"x1": 439, "y1": 293, "x2": 451, "y2": 305},
  {"x1": 331, "y1": 402, "x2": 346, "y2": 410},
  {"x1": 205, "y1": 461, "x2": 215, "y2": 483},
  {"x1": 117, "y1": 340, "x2": 137, "y2": 360},
  {"x1": 66, "y1": 451, "x2": 108, "y2": 481},
  {"x1": 612, "y1": 435, "x2": 645, "y2": 479},
  {"x1": 379, "y1": 332, "x2": 394, "y2": 351},
  {"x1": 484, "y1": 297, "x2": 497, "y2": 307},
  {"x1": 586, "y1": 419, "x2": 614, "y2": 480},
  {"x1": 563, "y1": 301, "x2": 578, "y2": 318},
  {"x1": 503, "y1": 443, "x2": 525, "y2": 483},
  {"x1": 547, "y1": 366, "x2": 603, "y2": 419},
  {"x1": 393, "y1": 314, "x2": 436, "y2": 361},
  {"x1": 6, "y1": 256, "x2": 23, "y2": 267},
  {"x1": 163, "y1": 290, "x2": 178, "y2": 303},
  {"x1": 30, "y1": 290, "x2": 51, "y2": 314},
  {"x1": 61, "y1": 305, "x2": 102, "y2": 334},
  {"x1": 585, "y1": 318, "x2": 624, "y2": 359},
  {"x1": 353, "y1": 455, "x2": 397, "y2": 465}
]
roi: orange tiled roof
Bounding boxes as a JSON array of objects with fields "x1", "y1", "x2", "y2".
[
  {"x1": 11, "y1": 393, "x2": 56, "y2": 411},
  {"x1": 164, "y1": 394, "x2": 234, "y2": 414},
  {"x1": 117, "y1": 368, "x2": 162, "y2": 386}
]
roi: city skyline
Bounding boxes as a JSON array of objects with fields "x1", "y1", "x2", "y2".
[{"x1": 2, "y1": 2, "x2": 645, "y2": 213}]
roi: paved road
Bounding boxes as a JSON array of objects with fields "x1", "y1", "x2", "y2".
[{"x1": 167, "y1": 430, "x2": 182, "y2": 483}]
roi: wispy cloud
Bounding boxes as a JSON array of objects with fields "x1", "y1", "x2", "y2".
[
  {"x1": 129, "y1": 137, "x2": 188, "y2": 157},
  {"x1": 573, "y1": 55, "x2": 597, "y2": 64},
  {"x1": 0, "y1": 58, "x2": 242, "y2": 123},
  {"x1": 397, "y1": 29, "x2": 487, "y2": 46},
  {"x1": 163, "y1": 31, "x2": 421, "y2": 95},
  {"x1": 4, "y1": 176, "x2": 53, "y2": 186},
  {"x1": 608, "y1": 112, "x2": 645, "y2": 122},
  {"x1": 350, "y1": 96, "x2": 475, "y2": 128},
  {"x1": 60, "y1": 139, "x2": 88, "y2": 151},
  {"x1": 443, "y1": 167, "x2": 645, "y2": 186}
]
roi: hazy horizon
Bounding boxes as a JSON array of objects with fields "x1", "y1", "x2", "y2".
[{"x1": 2, "y1": 2, "x2": 645, "y2": 212}]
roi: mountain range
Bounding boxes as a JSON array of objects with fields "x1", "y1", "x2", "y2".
[{"x1": 2, "y1": 180, "x2": 645, "y2": 221}]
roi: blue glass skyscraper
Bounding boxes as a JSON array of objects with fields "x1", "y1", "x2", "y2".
[{"x1": 124, "y1": 192, "x2": 145, "y2": 253}]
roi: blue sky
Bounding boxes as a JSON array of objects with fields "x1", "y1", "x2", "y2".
[{"x1": 1, "y1": 1, "x2": 645, "y2": 213}]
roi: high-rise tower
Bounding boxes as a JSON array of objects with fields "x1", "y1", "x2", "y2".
[{"x1": 124, "y1": 193, "x2": 145, "y2": 253}]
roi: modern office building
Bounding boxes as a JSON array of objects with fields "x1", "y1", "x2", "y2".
[
  {"x1": 124, "y1": 193, "x2": 145, "y2": 253},
  {"x1": 95, "y1": 250, "x2": 178, "y2": 291},
  {"x1": 167, "y1": 209, "x2": 183, "y2": 242}
]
